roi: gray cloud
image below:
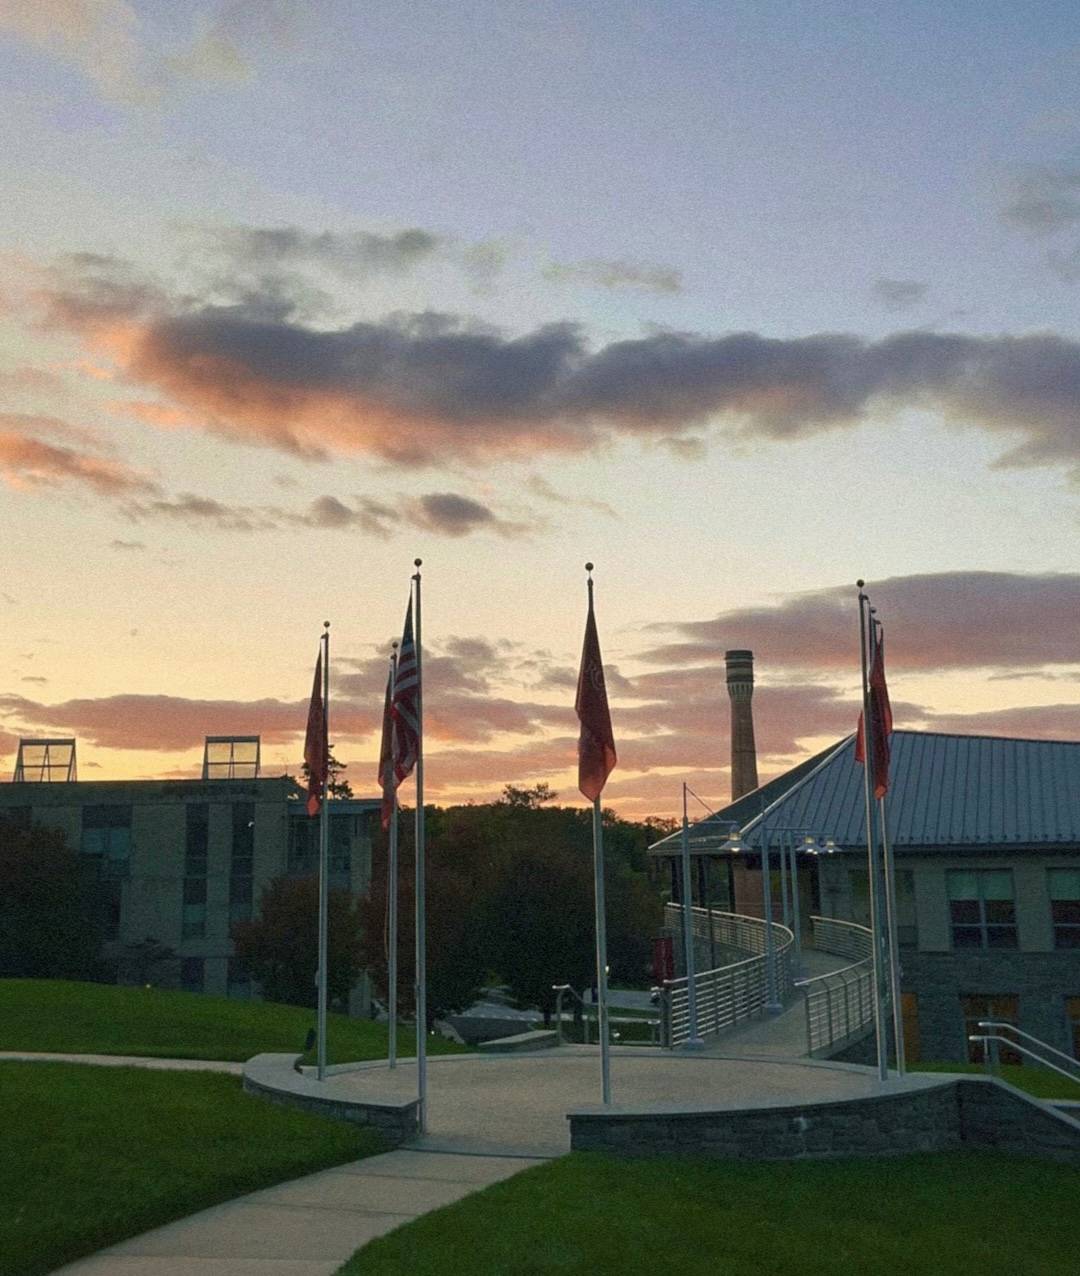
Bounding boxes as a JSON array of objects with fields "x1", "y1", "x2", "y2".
[
  {"x1": 1002, "y1": 167, "x2": 1080, "y2": 234},
  {"x1": 872, "y1": 278, "x2": 929, "y2": 311},
  {"x1": 544, "y1": 257, "x2": 683, "y2": 295},
  {"x1": 109, "y1": 539, "x2": 146, "y2": 551},
  {"x1": 121, "y1": 493, "x2": 272, "y2": 532},
  {"x1": 643, "y1": 570, "x2": 1080, "y2": 673},
  {"x1": 35, "y1": 252, "x2": 1080, "y2": 476}
]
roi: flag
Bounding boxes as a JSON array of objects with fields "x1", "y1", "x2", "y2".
[
  {"x1": 856, "y1": 625, "x2": 893, "y2": 798},
  {"x1": 303, "y1": 649, "x2": 327, "y2": 817},
  {"x1": 391, "y1": 599, "x2": 420, "y2": 785},
  {"x1": 377, "y1": 657, "x2": 395, "y2": 831},
  {"x1": 575, "y1": 590, "x2": 616, "y2": 801}
]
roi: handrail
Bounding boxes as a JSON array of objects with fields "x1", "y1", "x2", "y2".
[
  {"x1": 801, "y1": 916, "x2": 875, "y2": 1057},
  {"x1": 795, "y1": 958, "x2": 867, "y2": 987},
  {"x1": 969, "y1": 1034, "x2": 1080, "y2": 1087},
  {"x1": 551, "y1": 984, "x2": 589, "y2": 1046},
  {"x1": 977, "y1": 1021, "x2": 1080, "y2": 1074}
]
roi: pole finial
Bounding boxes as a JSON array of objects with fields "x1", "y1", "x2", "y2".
[
  {"x1": 414, "y1": 558, "x2": 422, "y2": 568},
  {"x1": 392, "y1": 640, "x2": 399, "y2": 650},
  {"x1": 585, "y1": 561, "x2": 594, "y2": 574},
  {"x1": 323, "y1": 620, "x2": 330, "y2": 630},
  {"x1": 856, "y1": 579, "x2": 865, "y2": 589}
]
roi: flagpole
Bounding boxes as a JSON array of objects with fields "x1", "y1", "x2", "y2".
[
  {"x1": 586, "y1": 566, "x2": 612, "y2": 1104},
  {"x1": 412, "y1": 559, "x2": 427, "y2": 1132},
  {"x1": 680, "y1": 781, "x2": 704, "y2": 1048},
  {"x1": 388, "y1": 643, "x2": 399, "y2": 1071},
  {"x1": 872, "y1": 618, "x2": 906, "y2": 1075},
  {"x1": 857, "y1": 583, "x2": 889, "y2": 1082},
  {"x1": 317, "y1": 621, "x2": 330, "y2": 1082}
]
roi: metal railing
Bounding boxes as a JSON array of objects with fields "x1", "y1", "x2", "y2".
[
  {"x1": 550, "y1": 984, "x2": 661, "y2": 1047},
  {"x1": 970, "y1": 1020, "x2": 1080, "y2": 1088},
  {"x1": 800, "y1": 916, "x2": 875, "y2": 1057},
  {"x1": 659, "y1": 907, "x2": 795, "y2": 1047}
]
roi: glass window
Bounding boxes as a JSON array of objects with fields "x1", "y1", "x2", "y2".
[
  {"x1": 287, "y1": 815, "x2": 317, "y2": 877},
  {"x1": 1049, "y1": 871, "x2": 1080, "y2": 949},
  {"x1": 185, "y1": 803, "x2": 209, "y2": 876},
  {"x1": 961, "y1": 994, "x2": 1021, "y2": 1065},
  {"x1": 182, "y1": 876, "x2": 206, "y2": 938},
  {"x1": 180, "y1": 957, "x2": 204, "y2": 994},
  {"x1": 229, "y1": 876, "x2": 253, "y2": 925},
  {"x1": 948, "y1": 870, "x2": 1016, "y2": 949},
  {"x1": 227, "y1": 956, "x2": 251, "y2": 999},
  {"x1": 80, "y1": 806, "x2": 131, "y2": 878}
]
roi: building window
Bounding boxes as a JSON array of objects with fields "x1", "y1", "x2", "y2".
[
  {"x1": 180, "y1": 957, "x2": 204, "y2": 994},
  {"x1": 185, "y1": 803, "x2": 209, "y2": 876},
  {"x1": 182, "y1": 876, "x2": 207, "y2": 939},
  {"x1": 1067, "y1": 998, "x2": 1080, "y2": 1062},
  {"x1": 1048, "y1": 870, "x2": 1080, "y2": 949},
  {"x1": 81, "y1": 805, "x2": 132, "y2": 878},
  {"x1": 287, "y1": 815, "x2": 317, "y2": 877},
  {"x1": 947, "y1": 870, "x2": 1017, "y2": 949},
  {"x1": 961, "y1": 995, "x2": 1021, "y2": 1065},
  {"x1": 230, "y1": 802, "x2": 254, "y2": 925}
]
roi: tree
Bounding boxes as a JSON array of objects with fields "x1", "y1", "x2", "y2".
[
  {"x1": 0, "y1": 823, "x2": 104, "y2": 979},
  {"x1": 299, "y1": 745, "x2": 353, "y2": 799},
  {"x1": 232, "y1": 876, "x2": 364, "y2": 1008},
  {"x1": 499, "y1": 783, "x2": 558, "y2": 809}
]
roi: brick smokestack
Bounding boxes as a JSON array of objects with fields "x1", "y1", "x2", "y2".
[{"x1": 726, "y1": 649, "x2": 758, "y2": 801}]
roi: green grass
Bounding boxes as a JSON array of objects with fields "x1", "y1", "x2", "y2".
[
  {"x1": 0, "y1": 978, "x2": 467, "y2": 1063},
  {"x1": 911, "y1": 1061, "x2": 1080, "y2": 1102},
  {"x1": 0, "y1": 1061, "x2": 385, "y2": 1276},
  {"x1": 337, "y1": 1150, "x2": 1080, "y2": 1275}
]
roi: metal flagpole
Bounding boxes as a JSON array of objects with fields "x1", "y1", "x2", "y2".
[
  {"x1": 873, "y1": 619, "x2": 906, "y2": 1075},
  {"x1": 412, "y1": 560, "x2": 427, "y2": 1132},
  {"x1": 317, "y1": 621, "x2": 330, "y2": 1082},
  {"x1": 680, "y1": 783, "x2": 704, "y2": 1047},
  {"x1": 388, "y1": 644, "x2": 399, "y2": 1071},
  {"x1": 592, "y1": 795, "x2": 612, "y2": 1103},
  {"x1": 857, "y1": 583, "x2": 889, "y2": 1081}
]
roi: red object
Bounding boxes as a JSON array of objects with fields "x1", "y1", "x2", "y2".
[
  {"x1": 390, "y1": 599, "x2": 420, "y2": 786},
  {"x1": 575, "y1": 590, "x2": 616, "y2": 801},
  {"x1": 303, "y1": 649, "x2": 327, "y2": 817},
  {"x1": 653, "y1": 936, "x2": 675, "y2": 984},
  {"x1": 377, "y1": 658, "x2": 395, "y2": 831},
  {"x1": 856, "y1": 627, "x2": 893, "y2": 798}
]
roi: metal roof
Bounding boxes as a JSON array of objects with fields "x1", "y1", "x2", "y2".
[{"x1": 650, "y1": 730, "x2": 1080, "y2": 854}]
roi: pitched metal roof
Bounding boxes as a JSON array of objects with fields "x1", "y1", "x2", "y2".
[{"x1": 649, "y1": 730, "x2": 1080, "y2": 854}]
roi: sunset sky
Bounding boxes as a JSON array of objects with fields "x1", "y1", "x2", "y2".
[{"x1": 3, "y1": 1, "x2": 1080, "y2": 818}]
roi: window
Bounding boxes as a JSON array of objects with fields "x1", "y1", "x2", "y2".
[
  {"x1": 947, "y1": 870, "x2": 1017, "y2": 949},
  {"x1": 180, "y1": 957, "x2": 204, "y2": 994},
  {"x1": 287, "y1": 815, "x2": 317, "y2": 877},
  {"x1": 80, "y1": 806, "x2": 132, "y2": 878},
  {"x1": 1049, "y1": 870, "x2": 1080, "y2": 949},
  {"x1": 182, "y1": 876, "x2": 207, "y2": 938},
  {"x1": 1067, "y1": 998, "x2": 1080, "y2": 1062},
  {"x1": 230, "y1": 803, "x2": 254, "y2": 925},
  {"x1": 227, "y1": 956, "x2": 251, "y2": 999},
  {"x1": 961, "y1": 995, "x2": 1021, "y2": 1065},
  {"x1": 185, "y1": 804, "x2": 209, "y2": 876}
]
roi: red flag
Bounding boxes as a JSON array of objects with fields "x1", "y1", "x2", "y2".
[
  {"x1": 575, "y1": 590, "x2": 616, "y2": 801},
  {"x1": 303, "y1": 649, "x2": 327, "y2": 817},
  {"x1": 391, "y1": 600, "x2": 420, "y2": 785},
  {"x1": 377, "y1": 657, "x2": 395, "y2": 831},
  {"x1": 856, "y1": 628, "x2": 892, "y2": 798}
]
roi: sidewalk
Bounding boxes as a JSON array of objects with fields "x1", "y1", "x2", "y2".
[
  {"x1": 53, "y1": 1147, "x2": 549, "y2": 1275},
  {"x1": 0, "y1": 1052, "x2": 241, "y2": 1073}
]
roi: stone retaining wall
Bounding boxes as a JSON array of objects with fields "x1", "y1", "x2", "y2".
[
  {"x1": 242, "y1": 1053, "x2": 419, "y2": 1145},
  {"x1": 569, "y1": 1074, "x2": 1080, "y2": 1163}
]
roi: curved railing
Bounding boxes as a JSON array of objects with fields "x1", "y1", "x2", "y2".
[
  {"x1": 799, "y1": 915, "x2": 874, "y2": 1057},
  {"x1": 659, "y1": 906, "x2": 795, "y2": 1047}
]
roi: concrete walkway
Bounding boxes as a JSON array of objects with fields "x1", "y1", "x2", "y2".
[
  {"x1": 1, "y1": 1052, "x2": 242, "y2": 1073},
  {"x1": 53, "y1": 1147, "x2": 548, "y2": 1275}
]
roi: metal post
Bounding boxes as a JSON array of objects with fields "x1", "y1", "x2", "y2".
[
  {"x1": 857, "y1": 584, "x2": 889, "y2": 1082},
  {"x1": 316, "y1": 623, "x2": 330, "y2": 1081},
  {"x1": 680, "y1": 783, "x2": 704, "y2": 1048},
  {"x1": 779, "y1": 828, "x2": 790, "y2": 928},
  {"x1": 413, "y1": 562, "x2": 427, "y2": 1131},
  {"x1": 591, "y1": 797, "x2": 612, "y2": 1102},
  {"x1": 878, "y1": 794, "x2": 906, "y2": 1075},
  {"x1": 388, "y1": 795, "x2": 398, "y2": 1069},
  {"x1": 789, "y1": 833, "x2": 803, "y2": 974},
  {"x1": 705, "y1": 858, "x2": 717, "y2": 969},
  {"x1": 761, "y1": 818, "x2": 782, "y2": 1013}
]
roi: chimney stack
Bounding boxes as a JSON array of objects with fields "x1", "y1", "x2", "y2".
[{"x1": 726, "y1": 649, "x2": 758, "y2": 801}]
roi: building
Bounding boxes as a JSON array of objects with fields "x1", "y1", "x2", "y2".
[
  {"x1": 649, "y1": 730, "x2": 1080, "y2": 1064},
  {"x1": 0, "y1": 736, "x2": 378, "y2": 1011}
]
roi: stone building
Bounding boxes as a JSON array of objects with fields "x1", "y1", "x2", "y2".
[
  {"x1": 0, "y1": 736, "x2": 378, "y2": 1011},
  {"x1": 649, "y1": 730, "x2": 1080, "y2": 1064}
]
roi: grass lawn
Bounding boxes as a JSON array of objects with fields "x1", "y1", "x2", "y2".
[
  {"x1": 911, "y1": 1061, "x2": 1080, "y2": 1102},
  {"x1": 0, "y1": 978, "x2": 467, "y2": 1063},
  {"x1": 0, "y1": 1061, "x2": 385, "y2": 1276},
  {"x1": 337, "y1": 1150, "x2": 1079, "y2": 1275}
]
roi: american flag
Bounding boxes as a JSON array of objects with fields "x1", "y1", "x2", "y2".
[
  {"x1": 377, "y1": 653, "x2": 396, "y2": 830},
  {"x1": 391, "y1": 598, "x2": 420, "y2": 784}
]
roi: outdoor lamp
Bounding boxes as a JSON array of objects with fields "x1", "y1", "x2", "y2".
[
  {"x1": 721, "y1": 834, "x2": 745, "y2": 854},
  {"x1": 802, "y1": 834, "x2": 819, "y2": 854}
]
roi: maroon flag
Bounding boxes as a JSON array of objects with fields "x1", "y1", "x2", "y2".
[
  {"x1": 377, "y1": 657, "x2": 395, "y2": 831},
  {"x1": 856, "y1": 627, "x2": 893, "y2": 799},
  {"x1": 575, "y1": 590, "x2": 616, "y2": 801},
  {"x1": 303, "y1": 649, "x2": 327, "y2": 817},
  {"x1": 391, "y1": 600, "x2": 420, "y2": 785}
]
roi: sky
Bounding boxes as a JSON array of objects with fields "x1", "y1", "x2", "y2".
[{"x1": 3, "y1": 0, "x2": 1080, "y2": 818}]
